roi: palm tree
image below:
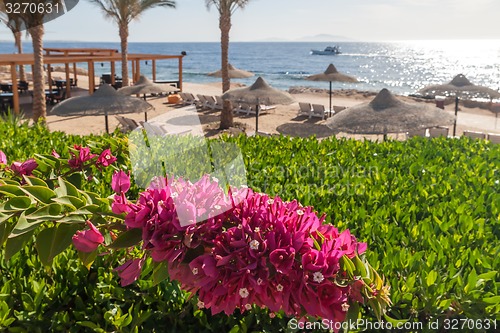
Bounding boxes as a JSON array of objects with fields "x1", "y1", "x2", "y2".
[
  {"x1": 1, "y1": 0, "x2": 61, "y2": 123},
  {"x1": 0, "y1": 11, "x2": 27, "y2": 82},
  {"x1": 88, "y1": 0, "x2": 176, "y2": 86},
  {"x1": 205, "y1": 0, "x2": 250, "y2": 129}
]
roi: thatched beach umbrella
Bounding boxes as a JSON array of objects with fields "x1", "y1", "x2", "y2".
[
  {"x1": 418, "y1": 74, "x2": 500, "y2": 135},
  {"x1": 119, "y1": 75, "x2": 179, "y2": 103},
  {"x1": 50, "y1": 84, "x2": 153, "y2": 133},
  {"x1": 306, "y1": 64, "x2": 358, "y2": 117},
  {"x1": 222, "y1": 77, "x2": 294, "y2": 133},
  {"x1": 207, "y1": 64, "x2": 254, "y2": 79},
  {"x1": 326, "y1": 88, "x2": 454, "y2": 139}
]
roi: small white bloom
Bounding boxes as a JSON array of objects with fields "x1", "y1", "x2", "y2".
[
  {"x1": 341, "y1": 302, "x2": 350, "y2": 312},
  {"x1": 422, "y1": 169, "x2": 426, "y2": 174},
  {"x1": 257, "y1": 278, "x2": 263, "y2": 285},
  {"x1": 213, "y1": 204, "x2": 221, "y2": 210},
  {"x1": 276, "y1": 284, "x2": 284, "y2": 292},
  {"x1": 192, "y1": 268, "x2": 198, "y2": 275},
  {"x1": 212, "y1": 177, "x2": 219, "y2": 183},
  {"x1": 313, "y1": 272, "x2": 324, "y2": 283},
  {"x1": 239, "y1": 288, "x2": 249, "y2": 298},
  {"x1": 254, "y1": 227, "x2": 260, "y2": 233},
  {"x1": 238, "y1": 224, "x2": 243, "y2": 229},
  {"x1": 495, "y1": 180, "x2": 499, "y2": 185},
  {"x1": 171, "y1": 192, "x2": 178, "y2": 198},
  {"x1": 249, "y1": 239, "x2": 260, "y2": 250},
  {"x1": 267, "y1": 199, "x2": 274, "y2": 205},
  {"x1": 373, "y1": 153, "x2": 378, "y2": 156},
  {"x1": 197, "y1": 300, "x2": 205, "y2": 308},
  {"x1": 244, "y1": 303, "x2": 252, "y2": 310},
  {"x1": 296, "y1": 209, "x2": 304, "y2": 216}
]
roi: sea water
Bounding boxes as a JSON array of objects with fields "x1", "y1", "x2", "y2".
[{"x1": 1, "y1": 40, "x2": 499, "y2": 96}]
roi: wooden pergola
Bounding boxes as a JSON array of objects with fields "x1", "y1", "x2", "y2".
[{"x1": 0, "y1": 48, "x2": 185, "y2": 113}]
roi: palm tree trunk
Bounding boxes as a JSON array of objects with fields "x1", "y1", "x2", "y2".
[
  {"x1": 119, "y1": 23, "x2": 129, "y2": 86},
  {"x1": 219, "y1": 6, "x2": 233, "y2": 129},
  {"x1": 14, "y1": 31, "x2": 26, "y2": 82},
  {"x1": 29, "y1": 25, "x2": 46, "y2": 124}
]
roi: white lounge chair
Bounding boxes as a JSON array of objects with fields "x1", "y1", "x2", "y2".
[
  {"x1": 214, "y1": 96, "x2": 224, "y2": 110},
  {"x1": 235, "y1": 102, "x2": 250, "y2": 114},
  {"x1": 406, "y1": 128, "x2": 427, "y2": 139},
  {"x1": 142, "y1": 122, "x2": 191, "y2": 137},
  {"x1": 428, "y1": 126, "x2": 449, "y2": 138},
  {"x1": 463, "y1": 130, "x2": 486, "y2": 139},
  {"x1": 298, "y1": 102, "x2": 312, "y2": 117},
  {"x1": 311, "y1": 104, "x2": 326, "y2": 120},
  {"x1": 203, "y1": 95, "x2": 217, "y2": 109},
  {"x1": 487, "y1": 133, "x2": 500, "y2": 144}
]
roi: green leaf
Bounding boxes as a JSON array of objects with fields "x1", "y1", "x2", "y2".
[
  {"x1": 108, "y1": 228, "x2": 142, "y2": 249},
  {"x1": 152, "y1": 261, "x2": 169, "y2": 286},
  {"x1": 35, "y1": 224, "x2": 80, "y2": 266},
  {"x1": 0, "y1": 185, "x2": 25, "y2": 197},
  {"x1": 9, "y1": 213, "x2": 44, "y2": 237},
  {"x1": 20, "y1": 186, "x2": 56, "y2": 204},
  {"x1": 0, "y1": 196, "x2": 32, "y2": 212},
  {"x1": 25, "y1": 203, "x2": 63, "y2": 220},
  {"x1": 71, "y1": 204, "x2": 100, "y2": 215},
  {"x1": 78, "y1": 250, "x2": 98, "y2": 270},
  {"x1": 55, "y1": 177, "x2": 79, "y2": 198},
  {"x1": 4, "y1": 230, "x2": 34, "y2": 260},
  {"x1": 0, "y1": 212, "x2": 14, "y2": 224},
  {"x1": 426, "y1": 270, "x2": 438, "y2": 287},
  {"x1": 51, "y1": 196, "x2": 85, "y2": 210},
  {"x1": 22, "y1": 176, "x2": 49, "y2": 187},
  {"x1": 483, "y1": 296, "x2": 500, "y2": 304},
  {"x1": 58, "y1": 215, "x2": 87, "y2": 224}
]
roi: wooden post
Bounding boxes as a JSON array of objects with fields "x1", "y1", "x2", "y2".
[
  {"x1": 65, "y1": 63, "x2": 71, "y2": 98},
  {"x1": 10, "y1": 63, "x2": 19, "y2": 114},
  {"x1": 135, "y1": 59, "x2": 140, "y2": 82},
  {"x1": 73, "y1": 63, "x2": 77, "y2": 86},
  {"x1": 152, "y1": 60, "x2": 156, "y2": 82},
  {"x1": 178, "y1": 56, "x2": 183, "y2": 91},
  {"x1": 131, "y1": 61, "x2": 135, "y2": 84},
  {"x1": 111, "y1": 61, "x2": 116, "y2": 85},
  {"x1": 88, "y1": 61, "x2": 95, "y2": 94},
  {"x1": 47, "y1": 64, "x2": 53, "y2": 92}
]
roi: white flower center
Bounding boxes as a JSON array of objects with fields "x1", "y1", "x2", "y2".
[
  {"x1": 297, "y1": 209, "x2": 304, "y2": 216},
  {"x1": 197, "y1": 300, "x2": 205, "y2": 308},
  {"x1": 171, "y1": 192, "x2": 178, "y2": 198},
  {"x1": 313, "y1": 272, "x2": 324, "y2": 283},
  {"x1": 192, "y1": 268, "x2": 198, "y2": 275},
  {"x1": 244, "y1": 303, "x2": 252, "y2": 310},
  {"x1": 257, "y1": 278, "x2": 263, "y2": 285},
  {"x1": 341, "y1": 302, "x2": 350, "y2": 312},
  {"x1": 276, "y1": 284, "x2": 284, "y2": 292},
  {"x1": 239, "y1": 288, "x2": 249, "y2": 298},
  {"x1": 249, "y1": 239, "x2": 260, "y2": 250},
  {"x1": 267, "y1": 199, "x2": 274, "y2": 204}
]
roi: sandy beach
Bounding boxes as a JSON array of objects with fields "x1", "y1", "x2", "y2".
[{"x1": 9, "y1": 71, "x2": 500, "y2": 139}]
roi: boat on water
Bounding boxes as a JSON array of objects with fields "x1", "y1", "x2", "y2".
[{"x1": 311, "y1": 46, "x2": 341, "y2": 55}]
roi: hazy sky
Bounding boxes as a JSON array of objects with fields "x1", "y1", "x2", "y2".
[{"x1": 2, "y1": 0, "x2": 500, "y2": 42}]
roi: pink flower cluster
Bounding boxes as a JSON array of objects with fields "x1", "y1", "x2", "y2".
[
  {"x1": 68, "y1": 145, "x2": 117, "y2": 170},
  {"x1": 112, "y1": 174, "x2": 368, "y2": 323}
]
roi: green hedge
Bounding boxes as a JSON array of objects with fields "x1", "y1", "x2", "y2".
[{"x1": 0, "y1": 121, "x2": 499, "y2": 332}]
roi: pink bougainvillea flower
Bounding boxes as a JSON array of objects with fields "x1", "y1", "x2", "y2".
[
  {"x1": 68, "y1": 146, "x2": 96, "y2": 170},
  {"x1": 111, "y1": 170, "x2": 130, "y2": 194},
  {"x1": 114, "y1": 257, "x2": 145, "y2": 286},
  {"x1": 97, "y1": 149, "x2": 117, "y2": 167},
  {"x1": 51, "y1": 150, "x2": 60, "y2": 158},
  {"x1": 10, "y1": 158, "x2": 38, "y2": 176},
  {"x1": 72, "y1": 221, "x2": 105, "y2": 252},
  {"x1": 0, "y1": 150, "x2": 7, "y2": 164}
]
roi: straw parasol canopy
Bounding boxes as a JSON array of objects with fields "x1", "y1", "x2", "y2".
[
  {"x1": 418, "y1": 74, "x2": 500, "y2": 100},
  {"x1": 50, "y1": 84, "x2": 153, "y2": 133},
  {"x1": 118, "y1": 75, "x2": 180, "y2": 97},
  {"x1": 306, "y1": 64, "x2": 358, "y2": 116},
  {"x1": 207, "y1": 63, "x2": 254, "y2": 79},
  {"x1": 222, "y1": 77, "x2": 295, "y2": 132},
  {"x1": 326, "y1": 88, "x2": 454, "y2": 135}
]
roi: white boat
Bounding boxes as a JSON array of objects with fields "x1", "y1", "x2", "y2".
[{"x1": 311, "y1": 46, "x2": 341, "y2": 55}]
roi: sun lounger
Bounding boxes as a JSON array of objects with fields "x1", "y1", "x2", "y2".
[
  {"x1": 311, "y1": 104, "x2": 326, "y2": 120},
  {"x1": 487, "y1": 133, "x2": 500, "y2": 144},
  {"x1": 234, "y1": 102, "x2": 250, "y2": 114},
  {"x1": 297, "y1": 102, "x2": 312, "y2": 117},
  {"x1": 115, "y1": 116, "x2": 140, "y2": 132},
  {"x1": 214, "y1": 96, "x2": 224, "y2": 110},
  {"x1": 428, "y1": 126, "x2": 449, "y2": 138},
  {"x1": 463, "y1": 130, "x2": 486, "y2": 139},
  {"x1": 332, "y1": 106, "x2": 347, "y2": 114},
  {"x1": 204, "y1": 95, "x2": 217, "y2": 109},
  {"x1": 178, "y1": 92, "x2": 197, "y2": 106},
  {"x1": 406, "y1": 128, "x2": 427, "y2": 138}
]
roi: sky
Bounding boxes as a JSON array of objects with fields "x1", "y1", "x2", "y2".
[{"x1": 1, "y1": 0, "x2": 500, "y2": 42}]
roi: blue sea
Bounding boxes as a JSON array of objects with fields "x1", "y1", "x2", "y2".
[{"x1": 1, "y1": 40, "x2": 499, "y2": 96}]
